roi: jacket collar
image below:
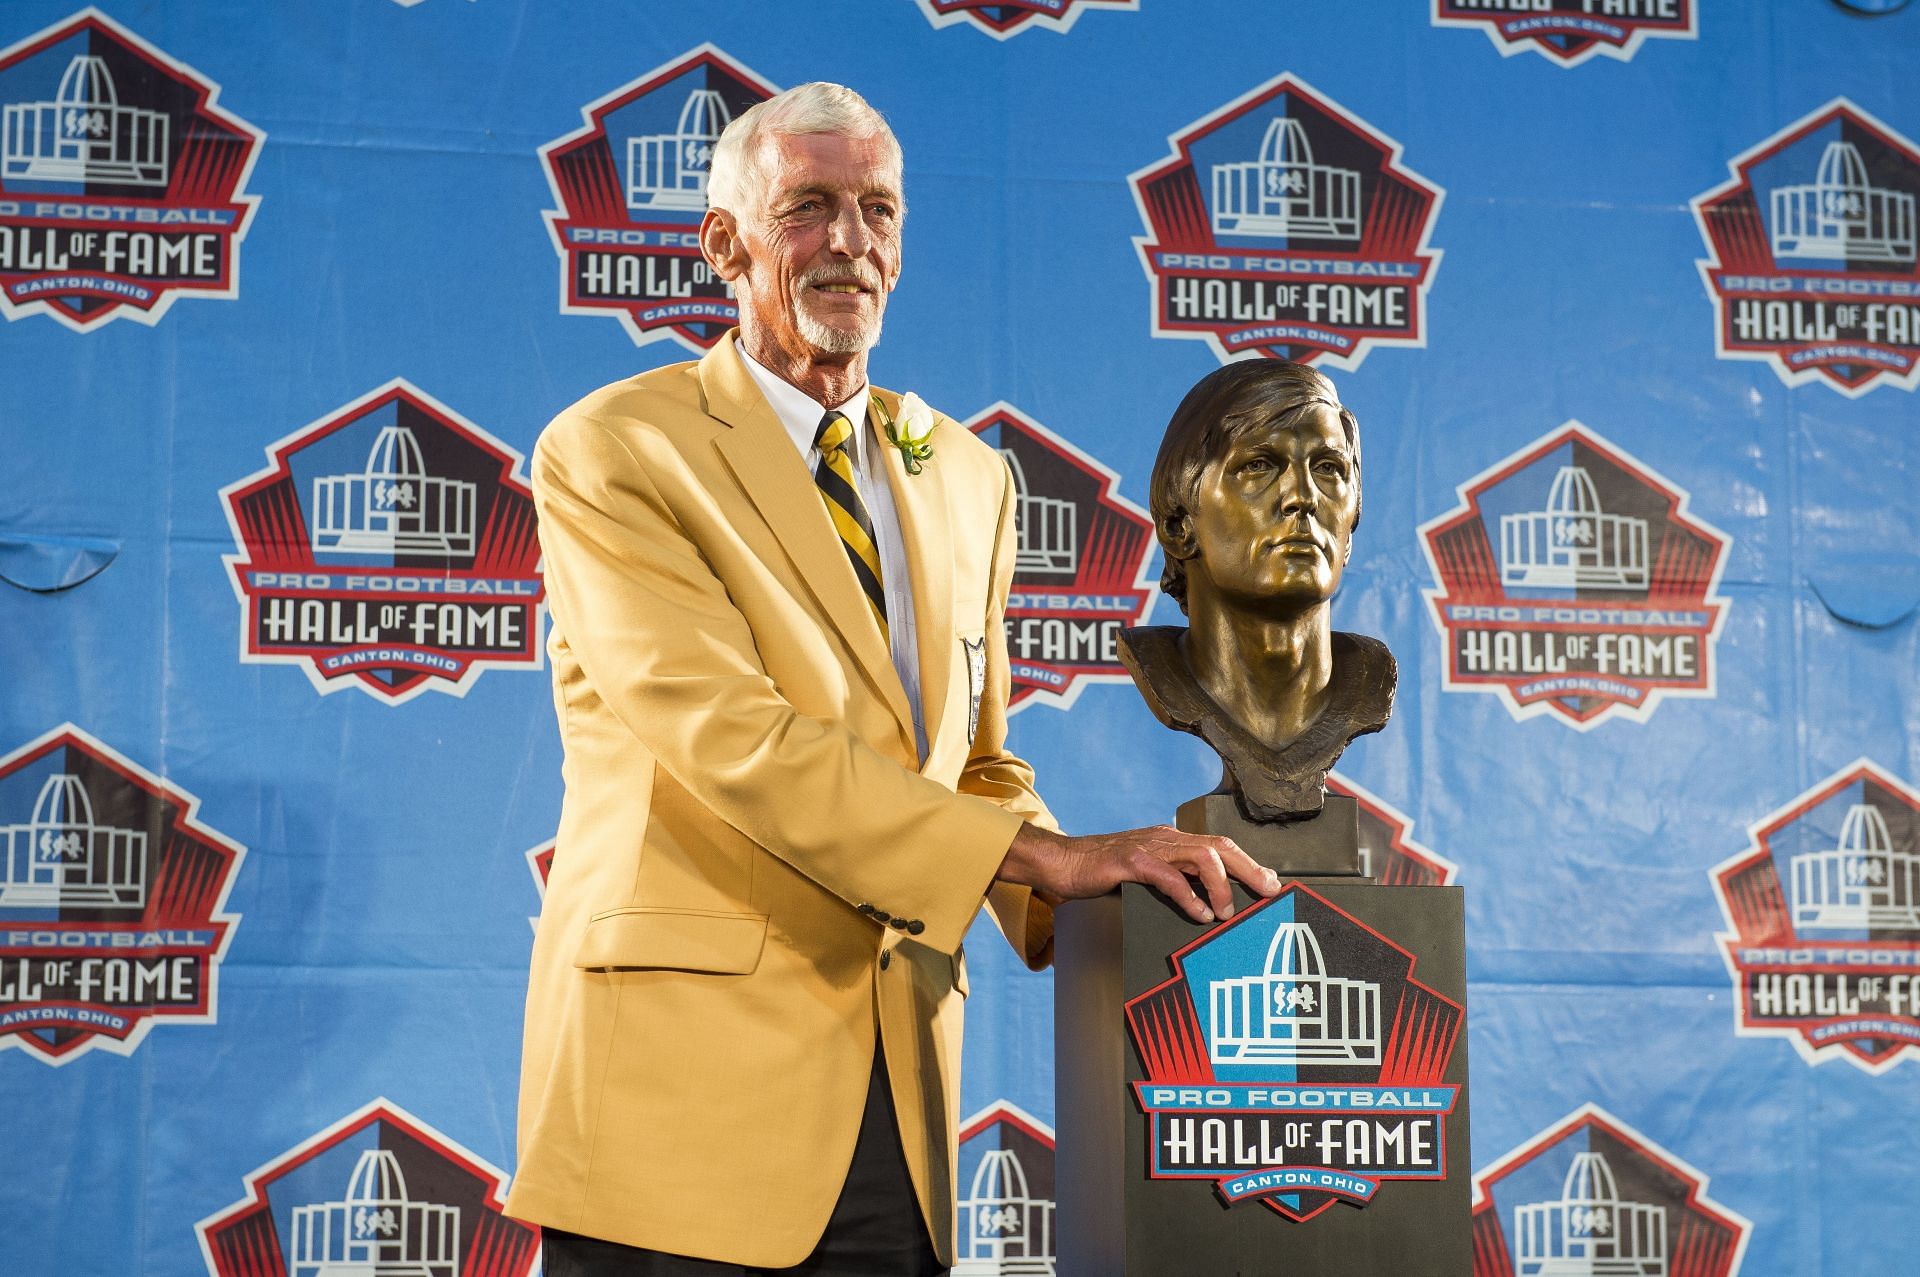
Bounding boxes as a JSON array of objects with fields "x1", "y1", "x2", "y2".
[{"x1": 699, "y1": 333, "x2": 925, "y2": 759}]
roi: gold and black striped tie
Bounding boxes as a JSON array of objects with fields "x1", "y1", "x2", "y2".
[{"x1": 812, "y1": 409, "x2": 889, "y2": 643}]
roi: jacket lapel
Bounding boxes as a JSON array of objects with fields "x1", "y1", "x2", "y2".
[
  {"x1": 701, "y1": 337, "x2": 915, "y2": 751},
  {"x1": 870, "y1": 389, "x2": 956, "y2": 767}
]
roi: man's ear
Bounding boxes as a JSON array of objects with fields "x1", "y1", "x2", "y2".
[
  {"x1": 700, "y1": 209, "x2": 746, "y2": 281},
  {"x1": 1161, "y1": 511, "x2": 1196, "y2": 562}
]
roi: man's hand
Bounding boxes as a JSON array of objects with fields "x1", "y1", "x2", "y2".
[{"x1": 997, "y1": 822, "x2": 1281, "y2": 925}]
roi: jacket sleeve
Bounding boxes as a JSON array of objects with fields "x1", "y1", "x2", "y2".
[
  {"x1": 534, "y1": 407, "x2": 1023, "y2": 955},
  {"x1": 963, "y1": 454, "x2": 1060, "y2": 970}
]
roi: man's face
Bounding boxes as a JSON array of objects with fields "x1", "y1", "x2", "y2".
[
  {"x1": 1182, "y1": 403, "x2": 1358, "y2": 615},
  {"x1": 729, "y1": 130, "x2": 902, "y2": 360}
]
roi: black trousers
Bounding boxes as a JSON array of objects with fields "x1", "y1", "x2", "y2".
[{"x1": 541, "y1": 1047, "x2": 944, "y2": 1277}]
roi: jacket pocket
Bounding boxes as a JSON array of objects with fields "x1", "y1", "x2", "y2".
[{"x1": 573, "y1": 906, "x2": 770, "y2": 974}]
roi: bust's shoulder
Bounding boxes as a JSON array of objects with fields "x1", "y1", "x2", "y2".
[
  {"x1": 1330, "y1": 630, "x2": 1397, "y2": 729},
  {"x1": 1332, "y1": 630, "x2": 1396, "y2": 676}
]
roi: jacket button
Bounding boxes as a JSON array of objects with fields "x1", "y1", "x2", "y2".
[
  {"x1": 856, "y1": 903, "x2": 875, "y2": 915},
  {"x1": 879, "y1": 951, "x2": 892, "y2": 971},
  {"x1": 889, "y1": 917, "x2": 909, "y2": 931},
  {"x1": 872, "y1": 910, "x2": 893, "y2": 924},
  {"x1": 906, "y1": 919, "x2": 925, "y2": 936}
]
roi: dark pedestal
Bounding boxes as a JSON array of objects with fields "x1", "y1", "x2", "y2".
[
  {"x1": 1056, "y1": 854, "x2": 1469, "y2": 1275},
  {"x1": 1177, "y1": 793, "x2": 1367, "y2": 878}
]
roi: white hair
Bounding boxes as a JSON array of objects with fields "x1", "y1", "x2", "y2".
[{"x1": 705, "y1": 82, "x2": 903, "y2": 217}]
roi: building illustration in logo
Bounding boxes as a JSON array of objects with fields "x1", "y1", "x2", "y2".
[
  {"x1": 1326, "y1": 772, "x2": 1462, "y2": 888},
  {"x1": 291, "y1": 1149, "x2": 460, "y2": 1277},
  {"x1": 310, "y1": 425, "x2": 478, "y2": 558},
  {"x1": 220, "y1": 380, "x2": 545, "y2": 705},
  {"x1": 0, "y1": 771, "x2": 146, "y2": 909},
  {"x1": 625, "y1": 88, "x2": 729, "y2": 212},
  {"x1": 1513, "y1": 1151, "x2": 1666, "y2": 1277},
  {"x1": 1420, "y1": 422, "x2": 1731, "y2": 729},
  {"x1": 197, "y1": 1099, "x2": 538, "y2": 1277},
  {"x1": 0, "y1": 724, "x2": 244, "y2": 1065},
  {"x1": 1712, "y1": 759, "x2": 1920, "y2": 1072},
  {"x1": 958, "y1": 1149, "x2": 1052, "y2": 1275},
  {"x1": 965, "y1": 405, "x2": 1156, "y2": 712},
  {"x1": 0, "y1": 8, "x2": 263, "y2": 331},
  {"x1": 3, "y1": 53, "x2": 168, "y2": 185},
  {"x1": 541, "y1": 46, "x2": 776, "y2": 353},
  {"x1": 913, "y1": 0, "x2": 1137, "y2": 40},
  {"x1": 1208, "y1": 921, "x2": 1381, "y2": 1066},
  {"x1": 1131, "y1": 73, "x2": 1442, "y2": 370},
  {"x1": 1471, "y1": 1106, "x2": 1750, "y2": 1277},
  {"x1": 1431, "y1": 2, "x2": 1697, "y2": 69},
  {"x1": 955, "y1": 1101, "x2": 1056, "y2": 1276},
  {"x1": 1770, "y1": 140, "x2": 1916, "y2": 263},
  {"x1": 1792, "y1": 802, "x2": 1920, "y2": 931},
  {"x1": 1126, "y1": 885, "x2": 1463, "y2": 1223},
  {"x1": 1499, "y1": 466, "x2": 1651, "y2": 593},
  {"x1": 1694, "y1": 98, "x2": 1920, "y2": 395},
  {"x1": 1210, "y1": 116, "x2": 1362, "y2": 242},
  {"x1": 1001, "y1": 448, "x2": 1077, "y2": 576}
]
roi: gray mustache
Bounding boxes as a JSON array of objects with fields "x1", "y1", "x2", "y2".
[{"x1": 798, "y1": 266, "x2": 882, "y2": 291}]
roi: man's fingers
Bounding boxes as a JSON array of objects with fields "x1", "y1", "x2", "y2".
[
  {"x1": 1176, "y1": 841, "x2": 1236, "y2": 921},
  {"x1": 1150, "y1": 833, "x2": 1281, "y2": 924},
  {"x1": 1134, "y1": 853, "x2": 1214, "y2": 925},
  {"x1": 1216, "y1": 838, "x2": 1281, "y2": 896}
]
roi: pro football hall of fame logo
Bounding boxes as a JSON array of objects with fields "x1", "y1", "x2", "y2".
[
  {"x1": 1130, "y1": 72, "x2": 1443, "y2": 370},
  {"x1": 1694, "y1": 98, "x2": 1920, "y2": 395},
  {"x1": 955, "y1": 1101, "x2": 1058, "y2": 1275},
  {"x1": 196, "y1": 1099, "x2": 540, "y2": 1277},
  {"x1": 0, "y1": 7, "x2": 262, "y2": 330},
  {"x1": 220, "y1": 380, "x2": 545, "y2": 705},
  {"x1": 1420, "y1": 422, "x2": 1731, "y2": 729},
  {"x1": 1471, "y1": 1105, "x2": 1752, "y2": 1277},
  {"x1": 1125, "y1": 885, "x2": 1464, "y2": 1223},
  {"x1": 913, "y1": 0, "x2": 1136, "y2": 39},
  {"x1": 525, "y1": 839, "x2": 553, "y2": 933},
  {"x1": 1712, "y1": 759, "x2": 1920, "y2": 1073},
  {"x1": 1431, "y1": 2, "x2": 1697, "y2": 68},
  {"x1": 540, "y1": 45, "x2": 775, "y2": 353},
  {"x1": 964, "y1": 405, "x2": 1157, "y2": 712},
  {"x1": 0, "y1": 724, "x2": 244, "y2": 1064}
]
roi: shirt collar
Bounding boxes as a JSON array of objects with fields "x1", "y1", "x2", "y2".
[{"x1": 734, "y1": 341, "x2": 869, "y2": 459}]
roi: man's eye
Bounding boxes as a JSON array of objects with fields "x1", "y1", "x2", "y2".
[
  {"x1": 1314, "y1": 457, "x2": 1349, "y2": 478},
  {"x1": 867, "y1": 203, "x2": 896, "y2": 219},
  {"x1": 1236, "y1": 457, "x2": 1274, "y2": 477}
]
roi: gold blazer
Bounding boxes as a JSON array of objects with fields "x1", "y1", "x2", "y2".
[{"x1": 505, "y1": 333, "x2": 1055, "y2": 1266}]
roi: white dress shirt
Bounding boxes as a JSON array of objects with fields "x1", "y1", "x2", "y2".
[{"x1": 735, "y1": 344, "x2": 926, "y2": 762}]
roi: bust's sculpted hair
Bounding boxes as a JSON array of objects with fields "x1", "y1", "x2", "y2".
[
  {"x1": 706, "y1": 81, "x2": 905, "y2": 219},
  {"x1": 1148, "y1": 360, "x2": 1362, "y2": 615}
]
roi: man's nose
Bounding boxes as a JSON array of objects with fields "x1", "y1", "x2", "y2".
[
  {"x1": 826, "y1": 203, "x2": 870, "y2": 257},
  {"x1": 1278, "y1": 460, "x2": 1318, "y2": 514}
]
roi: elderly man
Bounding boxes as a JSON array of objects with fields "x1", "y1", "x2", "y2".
[{"x1": 507, "y1": 83, "x2": 1277, "y2": 1275}]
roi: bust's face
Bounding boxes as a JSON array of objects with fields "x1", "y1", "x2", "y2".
[{"x1": 1183, "y1": 402, "x2": 1358, "y2": 614}]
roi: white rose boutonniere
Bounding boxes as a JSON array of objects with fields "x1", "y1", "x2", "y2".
[{"x1": 875, "y1": 390, "x2": 936, "y2": 476}]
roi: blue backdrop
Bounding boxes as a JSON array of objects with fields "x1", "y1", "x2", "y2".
[{"x1": 2, "y1": 3, "x2": 1917, "y2": 1274}]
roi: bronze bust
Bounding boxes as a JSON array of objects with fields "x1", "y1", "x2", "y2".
[{"x1": 1118, "y1": 360, "x2": 1394, "y2": 823}]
